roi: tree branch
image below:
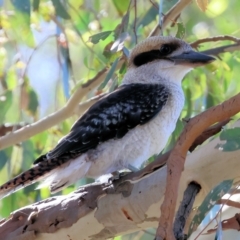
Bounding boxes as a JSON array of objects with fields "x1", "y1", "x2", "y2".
[
  {"x1": 149, "y1": 0, "x2": 193, "y2": 37},
  {"x1": 0, "y1": 60, "x2": 124, "y2": 150},
  {"x1": 156, "y1": 93, "x2": 240, "y2": 239},
  {"x1": 201, "y1": 43, "x2": 240, "y2": 57},
  {"x1": 0, "y1": 124, "x2": 26, "y2": 137},
  {"x1": 173, "y1": 182, "x2": 201, "y2": 240},
  {"x1": 2, "y1": 120, "x2": 240, "y2": 239},
  {"x1": 190, "y1": 35, "x2": 240, "y2": 49}
]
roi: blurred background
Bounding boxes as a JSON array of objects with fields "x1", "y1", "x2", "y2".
[{"x1": 0, "y1": 0, "x2": 240, "y2": 239}]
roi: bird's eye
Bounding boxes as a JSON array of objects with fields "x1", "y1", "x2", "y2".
[{"x1": 159, "y1": 44, "x2": 172, "y2": 55}]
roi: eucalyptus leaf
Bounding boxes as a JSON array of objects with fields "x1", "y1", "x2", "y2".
[
  {"x1": 188, "y1": 179, "x2": 233, "y2": 238},
  {"x1": 32, "y1": 0, "x2": 40, "y2": 11},
  {"x1": 22, "y1": 140, "x2": 35, "y2": 170},
  {"x1": 27, "y1": 88, "x2": 39, "y2": 116},
  {"x1": 0, "y1": 147, "x2": 12, "y2": 171},
  {"x1": 220, "y1": 128, "x2": 240, "y2": 140},
  {"x1": 89, "y1": 31, "x2": 113, "y2": 44},
  {"x1": 98, "y1": 58, "x2": 119, "y2": 90},
  {"x1": 0, "y1": 91, "x2": 12, "y2": 124},
  {"x1": 137, "y1": 5, "x2": 158, "y2": 28},
  {"x1": 51, "y1": 0, "x2": 71, "y2": 19},
  {"x1": 11, "y1": 0, "x2": 30, "y2": 15},
  {"x1": 176, "y1": 22, "x2": 185, "y2": 39},
  {"x1": 111, "y1": 32, "x2": 129, "y2": 53},
  {"x1": 112, "y1": 0, "x2": 129, "y2": 16},
  {"x1": 217, "y1": 128, "x2": 240, "y2": 151}
]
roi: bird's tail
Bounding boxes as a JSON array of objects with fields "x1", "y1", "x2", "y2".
[
  {"x1": 0, "y1": 156, "x2": 58, "y2": 200},
  {"x1": 0, "y1": 154, "x2": 92, "y2": 200}
]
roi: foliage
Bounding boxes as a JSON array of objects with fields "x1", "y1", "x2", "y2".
[
  {"x1": 217, "y1": 127, "x2": 240, "y2": 151},
  {"x1": 188, "y1": 179, "x2": 233, "y2": 237},
  {"x1": 0, "y1": 1, "x2": 239, "y2": 239}
]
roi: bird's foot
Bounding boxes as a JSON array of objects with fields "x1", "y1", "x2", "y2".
[
  {"x1": 109, "y1": 165, "x2": 139, "y2": 183},
  {"x1": 109, "y1": 171, "x2": 128, "y2": 182}
]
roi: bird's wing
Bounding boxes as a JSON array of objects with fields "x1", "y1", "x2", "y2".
[{"x1": 35, "y1": 83, "x2": 169, "y2": 163}]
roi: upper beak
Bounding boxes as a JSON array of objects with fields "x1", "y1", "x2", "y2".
[{"x1": 170, "y1": 50, "x2": 215, "y2": 67}]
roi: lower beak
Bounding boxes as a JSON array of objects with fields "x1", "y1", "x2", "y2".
[{"x1": 170, "y1": 50, "x2": 215, "y2": 67}]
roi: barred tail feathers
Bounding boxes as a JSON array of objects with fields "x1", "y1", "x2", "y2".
[
  {"x1": 0, "y1": 154, "x2": 91, "y2": 199},
  {"x1": 0, "y1": 155, "x2": 65, "y2": 200},
  {"x1": 0, "y1": 164, "x2": 51, "y2": 200}
]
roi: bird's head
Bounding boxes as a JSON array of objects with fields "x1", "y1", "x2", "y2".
[{"x1": 124, "y1": 36, "x2": 215, "y2": 85}]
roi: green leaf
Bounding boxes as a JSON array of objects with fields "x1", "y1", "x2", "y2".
[
  {"x1": 122, "y1": 47, "x2": 129, "y2": 58},
  {"x1": 176, "y1": 22, "x2": 186, "y2": 39},
  {"x1": 33, "y1": 0, "x2": 40, "y2": 11},
  {"x1": 0, "y1": 147, "x2": 12, "y2": 171},
  {"x1": 27, "y1": 88, "x2": 39, "y2": 116},
  {"x1": 220, "y1": 128, "x2": 240, "y2": 140},
  {"x1": 119, "y1": 61, "x2": 127, "y2": 75},
  {"x1": 188, "y1": 179, "x2": 233, "y2": 238},
  {"x1": 0, "y1": 91, "x2": 12, "y2": 124},
  {"x1": 6, "y1": 68, "x2": 18, "y2": 90},
  {"x1": 122, "y1": 12, "x2": 129, "y2": 33},
  {"x1": 8, "y1": 12, "x2": 35, "y2": 46},
  {"x1": 32, "y1": 131, "x2": 48, "y2": 152},
  {"x1": 137, "y1": 5, "x2": 158, "y2": 28},
  {"x1": 98, "y1": 58, "x2": 119, "y2": 90},
  {"x1": 83, "y1": 56, "x2": 95, "y2": 70},
  {"x1": 22, "y1": 140, "x2": 35, "y2": 170},
  {"x1": 89, "y1": 31, "x2": 113, "y2": 44},
  {"x1": 112, "y1": 0, "x2": 129, "y2": 16},
  {"x1": 217, "y1": 128, "x2": 240, "y2": 151},
  {"x1": 51, "y1": 0, "x2": 71, "y2": 19},
  {"x1": 114, "y1": 12, "x2": 130, "y2": 39},
  {"x1": 11, "y1": 0, "x2": 30, "y2": 15},
  {"x1": 111, "y1": 32, "x2": 129, "y2": 52}
]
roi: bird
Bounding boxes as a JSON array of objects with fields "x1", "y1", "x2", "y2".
[{"x1": 0, "y1": 36, "x2": 215, "y2": 199}]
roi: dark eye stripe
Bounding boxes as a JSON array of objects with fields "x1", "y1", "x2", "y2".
[
  {"x1": 133, "y1": 42, "x2": 179, "y2": 67},
  {"x1": 133, "y1": 50, "x2": 163, "y2": 67}
]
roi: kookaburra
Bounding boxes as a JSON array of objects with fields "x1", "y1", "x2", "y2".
[{"x1": 0, "y1": 36, "x2": 215, "y2": 199}]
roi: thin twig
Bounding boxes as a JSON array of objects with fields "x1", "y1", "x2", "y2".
[
  {"x1": 149, "y1": 0, "x2": 193, "y2": 37},
  {"x1": 201, "y1": 43, "x2": 240, "y2": 57},
  {"x1": 21, "y1": 34, "x2": 56, "y2": 79},
  {"x1": 159, "y1": 0, "x2": 163, "y2": 36},
  {"x1": 133, "y1": 0, "x2": 138, "y2": 44},
  {"x1": 193, "y1": 185, "x2": 239, "y2": 239},
  {"x1": 190, "y1": 35, "x2": 240, "y2": 49}
]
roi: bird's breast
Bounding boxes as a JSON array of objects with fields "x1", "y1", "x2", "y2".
[
  {"x1": 141, "y1": 85, "x2": 184, "y2": 155},
  {"x1": 86, "y1": 83, "x2": 184, "y2": 177}
]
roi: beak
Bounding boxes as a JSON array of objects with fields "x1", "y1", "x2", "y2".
[{"x1": 170, "y1": 50, "x2": 215, "y2": 67}]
